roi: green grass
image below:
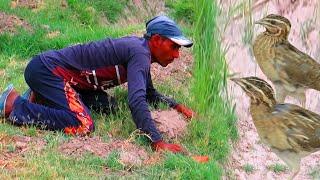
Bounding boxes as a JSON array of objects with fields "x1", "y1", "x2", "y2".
[
  {"x1": 165, "y1": 0, "x2": 195, "y2": 24},
  {"x1": 309, "y1": 165, "x2": 320, "y2": 179},
  {"x1": 0, "y1": 0, "x2": 237, "y2": 179},
  {"x1": 268, "y1": 163, "x2": 288, "y2": 173},
  {"x1": 67, "y1": 0, "x2": 129, "y2": 24},
  {"x1": 191, "y1": 0, "x2": 237, "y2": 148},
  {"x1": 187, "y1": 0, "x2": 237, "y2": 177},
  {"x1": 106, "y1": 151, "x2": 125, "y2": 171},
  {"x1": 243, "y1": 163, "x2": 255, "y2": 173}
]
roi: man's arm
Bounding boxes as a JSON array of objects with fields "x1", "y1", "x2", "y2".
[
  {"x1": 127, "y1": 54, "x2": 162, "y2": 142},
  {"x1": 126, "y1": 54, "x2": 183, "y2": 153}
]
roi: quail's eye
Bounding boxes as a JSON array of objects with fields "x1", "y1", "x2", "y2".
[{"x1": 270, "y1": 20, "x2": 276, "y2": 25}]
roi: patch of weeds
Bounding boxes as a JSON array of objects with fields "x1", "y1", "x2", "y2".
[
  {"x1": 24, "y1": 126, "x2": 37, "y2": 136},
  {"x1": 24, "y1": 151, "x2": 106, "y2": 179},
  {"x1": 243, "y1": 163, "x2": 255, "y2": 173},
  {"x1": 165, "y1": 0, "x2": 195, "y2": 24},
  {"x1": 268, "y1": 163, "x2": 287, "y2": 173},
  {"x1": 106, "y1": 151, "x2": 124, "y2": 171},
  {"x1": 68, "y1": 0, "x2": 128, "y2": 24},
  {"x1": 133, "y1": 135, "x2": 150, "y2": 147},
  {"x1": 309, "y1": 166, "x2": 320, "y2": 179},
  {"x1": 66, "y1": 0, "x2": 97, "y2": 25},
  {"x1": 43, "y1": 132, "x2": 66, "y2": 149},
  {"x1": 7, "y1": 143, "x2": 16, "y2": 152},
  {"x1": 163, "y1": 153, "x2": 221, "y2": 179},
  {"x1": 93, "y1": 87, "x2": 136, "y2": 138},
  {"x1": 0, "y1": 123, "x2": 23, "y2": 136},
  {"x1": 190, "y1": 3, "x2": 238, "y2": 180},
  {"x1": 89, "y1": 0, "x2": 128, "y2": 23}
]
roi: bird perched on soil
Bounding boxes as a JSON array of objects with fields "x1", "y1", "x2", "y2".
[
  {"x1": 231, "y1": 76, "x2": 320, "y2": 177},
  {"x1": 253, "y1": 14, "x2": 320, "y2": 107}
]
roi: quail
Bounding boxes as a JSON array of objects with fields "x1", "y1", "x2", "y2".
[
  {"x1": 231, "y1": 76, "x2": 320, "y2": 178},
  {"x1": 253, "y1": 14, "x2": 320, "y2": 107}
]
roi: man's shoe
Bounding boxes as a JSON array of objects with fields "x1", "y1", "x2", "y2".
[
  {"x1": 0, "y1": 84, "x2": 19, "y2": 118},
  {"x1": 22, "y1": 88, "x2": 35, "y2": 102}
]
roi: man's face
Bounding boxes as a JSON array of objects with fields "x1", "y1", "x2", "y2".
[{"x1": 151, "y1": 36, "x2": 181, "y2": 67}]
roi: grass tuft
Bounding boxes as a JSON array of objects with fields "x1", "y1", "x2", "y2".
[
  {"x1": 190, "y1": 0, "x2": 237, "y2": 154},
  {"x1": 243, "y1": 163, "x2": 255, "y2": 173},
  {"x1": 268, "y1": 163, "x2": 288, "y2": 173}
]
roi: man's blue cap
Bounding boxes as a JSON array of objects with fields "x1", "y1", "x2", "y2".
[{"x1": 146, "y1": 15, "x2": 193, "y2": 47}]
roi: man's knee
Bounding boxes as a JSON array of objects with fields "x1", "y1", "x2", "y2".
[{"x1": 64, "y1": 112, "x2": 94, "y2": 136}]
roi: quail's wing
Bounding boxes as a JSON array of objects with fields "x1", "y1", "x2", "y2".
[
  {"x1": 272, "y1": 41, "x2": 320, "y2": 89},
  {"x1": 271, "y1": 103, "x2": 320, "y2": 152}
]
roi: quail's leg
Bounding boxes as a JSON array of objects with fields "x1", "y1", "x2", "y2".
[
  {"x1": 274, "y1": 84, "x2": 286, "y2": 103},
  {"x1": 293, "y1": 89, "x2": 306, "y2": 108},
  {"x1": 290, "y1": 166, "x2": 300, "y2": 180},
  {"x1": 276, "y1": 149, "x2": 301, "y2": 180},
  {"x1": 297, "y1": 95, "x2": 306, "y2": 108}
]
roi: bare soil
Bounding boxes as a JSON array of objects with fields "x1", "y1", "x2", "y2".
[
  {"x1": 10, "y1": 0, "x2": 42, "y2": 9},
  {"x1": 0, "y1": 12, "x2": 32, "y2": 34},
  {"x1": 58, "y1": 136, "x2": 150, "y2": 167},
  {"x1": 151, "y1": 110, "x2": 188, "y2": 139},
  {"x1": 221, "y1": 0, "x2": 320, "y2": 179},
  {"x1": 0, "y1": 133, "x2": 46, "y2": 170}
]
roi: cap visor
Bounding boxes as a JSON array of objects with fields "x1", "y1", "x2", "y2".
[{"x1": 169, "y1": 36, "x2": 193, "y2": 47}]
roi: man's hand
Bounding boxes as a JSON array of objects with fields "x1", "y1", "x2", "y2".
[
  {"x1": 152, "y1": 140, "x2": 182, "y2": 153},
  {"x1": 174, "y1": 104, "x2": 195, "y2": 119}
]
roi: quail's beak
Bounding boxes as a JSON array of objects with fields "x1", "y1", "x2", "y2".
[
  {"x1": 254, "y1": 19, "x2": 268, "y2": 26},
  {"x1": 230, "y1": 78, "x2": 240, "y2": 85}
]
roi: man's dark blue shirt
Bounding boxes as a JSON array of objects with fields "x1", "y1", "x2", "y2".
[{"x1": 38, "y1": 36, "x2": 177, "y2": 141}]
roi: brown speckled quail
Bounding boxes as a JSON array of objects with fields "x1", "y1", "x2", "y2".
[
  {"x1": 253, "y1": 14, "x2": 320, "y2": 107},
  {"x1": 231, "y1": 76, "x2": 320, "y2": 178}
]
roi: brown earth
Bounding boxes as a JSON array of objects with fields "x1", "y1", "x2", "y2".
[
  {"x1": 58, "y1": 136, "x2": 150, "y2": 167},
  {"x1": 0, "y1": 133, "x2": 46, "y2": 170},
  {"x1": 0, "y1": 12, "x2": 32, "y2": 34},
  {"x1": 221, "y1": 0, "x2": 320, "y2": 179},
  {"x1": 10, "y1": 0, "x2": 42, "y2": 9},
  {"x1": 151, "y1": 110, "x2": 188, "y2": 139}
]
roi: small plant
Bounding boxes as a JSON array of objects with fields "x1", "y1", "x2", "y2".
[
  {"x1": 268, "y1": 163, "x2": 287, "y2": 173},
  {"x1": 25, "y1": 126, "x2": 37, "y2": 136},
  {"x1": 243, "y1": 163, "x2": 255, "y2": 173},
  {"x1": 106, "y1": 151, "x2": 124, "y2": 171},
  {"x1": 7, "y1": 143, "x2": 16, "y2": 153},
  {"x1": 165, "y1": 0, "x2": 195, "y2": 24},
  {"x1": 309, "y1": 166, "x2": 320, "y2": 179},
  {"x1": 67, "y1": 1, "x2": 97, "y2": 25}
]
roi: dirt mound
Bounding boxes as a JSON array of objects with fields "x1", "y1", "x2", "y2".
[
  {"x1": 0, "y1": 12, "x2": 32, "y2": 34},
  {"x1": 151, "y1": 109, "x2": 188, "y2": 139},
  {"x1": 58, "y1": 136, "x2": 149, "y2": 167},
  {"x1": 0, "y1": 134, "x2": 46, "y2": 170},
  {"x1": 10, "y1": 0, "x2": 42, "y2": 9}
]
